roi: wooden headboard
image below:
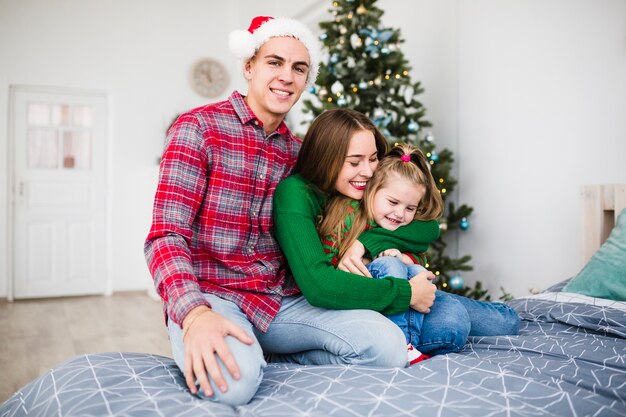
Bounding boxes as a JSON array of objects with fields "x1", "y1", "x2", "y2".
[{"x1": 581, "y1": 184, "x2": 626, "y2": 265}]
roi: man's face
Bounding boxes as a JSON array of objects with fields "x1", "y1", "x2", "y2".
[{"x1": 244, "y1": 36, "x2": 310, "y2": 130}]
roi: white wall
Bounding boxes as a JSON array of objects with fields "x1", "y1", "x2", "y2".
[
  {"x1": 1, "y1": 0, "x2": 625, "y2": 299},
  {"x1": 456, "y1": 0, "x2": 626, "y2": 297}
]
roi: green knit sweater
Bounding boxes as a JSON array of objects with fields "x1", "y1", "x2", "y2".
[{"x1": 273, "y1": 174, "x2": 440, "y2": 316}]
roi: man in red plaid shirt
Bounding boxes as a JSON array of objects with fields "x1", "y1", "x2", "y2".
[{"x1": 145, "y1": 16, "x2": 322, "y2": 405}]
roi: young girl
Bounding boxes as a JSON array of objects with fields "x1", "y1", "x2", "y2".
[{"x1": 319, "y1": 143, "x2": 444, "y2": 364}]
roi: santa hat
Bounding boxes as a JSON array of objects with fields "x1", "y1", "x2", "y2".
[{"x1": 228, "y1": 16, "x2": 321, "y2": 85}]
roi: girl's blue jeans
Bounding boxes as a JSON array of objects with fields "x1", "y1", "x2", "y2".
[{"x1": 367, "y1": 256, "x2": 520, "y2": 355}]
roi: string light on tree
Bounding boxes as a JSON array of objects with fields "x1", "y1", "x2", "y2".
[{"x1": 449, "y1": 275, "x2": 465, "y2": 289}]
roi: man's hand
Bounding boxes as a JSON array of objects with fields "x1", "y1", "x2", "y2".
[
  {"x1": 337, "y1": 240, "x2": 372, "y2": 277},
  {"x1": 182, "y1": 307, "x2": 254, "y2": 396},
  {"x1": 408, "y1": 270, "x2": 436, "y2": 313}
]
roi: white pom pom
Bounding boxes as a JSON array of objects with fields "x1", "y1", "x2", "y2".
[{"x1": 228, "y1": 30, "x2": 256, "y2": 59}]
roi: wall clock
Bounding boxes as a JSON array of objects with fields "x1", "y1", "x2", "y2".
[{"x1": 189, "y1": 58, "x2": 230, "y2": 98}]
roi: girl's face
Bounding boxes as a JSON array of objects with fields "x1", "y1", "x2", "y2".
[
  {"x1": 371, "y1": 172, "x2": 426, "y2": 231},
  {"x1": 334, "y1": 129, "x2": 379, "y2": 200}
]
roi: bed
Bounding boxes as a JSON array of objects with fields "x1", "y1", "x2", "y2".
[{"x1": 2, "y1": 184, "x2": 625, "y2": 417}]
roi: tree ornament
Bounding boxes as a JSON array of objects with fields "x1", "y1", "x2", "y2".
[
  {"x1": 459, "y1": 217, "x2": 470, "y2": 231},
  {"x1": 319, "y1": 33, "x2": 328, "y2": 41},
  {"x1": 331, "y1": 80, "x2": 344, "y2": 95},
  {"x1": 350, "y1": 33, "x2": 363, "y2": 49},
  {"x1": 429, "y1": 151, "x2": 439, "y2": 162},
  {"x1": 425, "y1": 131, "x2": 434, "y2": 142},
  {"x1": 439, "y1": 221, "x2": 448, "y2": 231},
  {"x1": 356, "y1": 4, "x2": 367, "y2": 14},
  {"x1": 403, "y1": 85, "x2": 414, "y2": 105},
  {"x1": 407, "y1": 120, "x2": 419, "y2": 133},
  {"x1": 308, "y1": 86, "x2": 316, "y2": 94},
  {"x1": 358, "y1": 81, "x2": 368, "y2": 89},
  {"x1": 449, "y1": 275, "x2": 465, "y2": 289},
  {"x1": 337, "y1": 96, "x2": 347, "y2": 106},
  {"x1": 373, "y1": 108, "x2": 385, "y2": 119}
]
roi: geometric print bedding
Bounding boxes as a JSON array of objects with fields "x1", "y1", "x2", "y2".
[{"x1": 1, "y1": 293, "x2": 625, "y2": 417}]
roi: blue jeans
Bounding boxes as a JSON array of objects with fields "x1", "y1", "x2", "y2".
[
  {"x1": 168, "y1": 293, "x2": 406, "y2": 406},
  {"x1": 368, "y1": 256, "x2": 520, "y2": 355},
  {"x1": 368, "y1": 256, "x2": 426, "y2": 345}
]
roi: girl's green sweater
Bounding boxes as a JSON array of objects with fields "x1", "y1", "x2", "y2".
[{"x1": 273, "y1": 174, "x2": 440, "y2": 316}]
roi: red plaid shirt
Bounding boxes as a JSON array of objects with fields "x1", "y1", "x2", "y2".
[{"x1": 144, "y1": 92, "x2": 301, "y2": 332}]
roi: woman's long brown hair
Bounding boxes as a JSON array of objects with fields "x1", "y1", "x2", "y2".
[{"x1": 294, "y1": 108, "x2": 388, "y2": 194}]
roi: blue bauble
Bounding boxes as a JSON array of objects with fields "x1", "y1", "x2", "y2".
[
  {"x1": 319, "y1": 33, "x2": 328, "y2": 41},
  {"x1": 429, "y1": 151, "x2": 439, "y2": 163},
  {"x1": 337, "y1": 96, "x2": 347, "y2": 106},
  {"x1": 407, "y1": 120, "x2": 419, "y2": 133},
  {"x1": 459, "y1": 217, "x2": 470, "y2": 231},
  {"x1": 449, "y1": 275, "x2": 464, "y2": 289},
  {"x1": 330, "y1": 54, "x2": 339, "y2": 64},
  {"x1": 308, "y1": 86, "x2": 316, "y2": 94},
  {"x1": 358, "y1": 81, "x2": 368, "y2": 89}
]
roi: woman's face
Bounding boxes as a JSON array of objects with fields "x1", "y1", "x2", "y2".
[{"x1": 334, "y1": 129, "x2": 379, "y2": 200}]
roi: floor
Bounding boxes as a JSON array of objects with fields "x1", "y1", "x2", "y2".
[{"x1": 0, "y1": 291, "x2": 172, "y2": 404}]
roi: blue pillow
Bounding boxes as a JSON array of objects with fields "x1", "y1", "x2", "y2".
[{"x1": 562, "y1": 208, "x2": 626, "y2": 301}]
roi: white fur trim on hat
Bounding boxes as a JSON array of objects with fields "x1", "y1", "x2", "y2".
[{"x1": 228, "y1": 16, "x2": 321, "y2": 85}]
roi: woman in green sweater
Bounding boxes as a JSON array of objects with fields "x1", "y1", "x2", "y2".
[{"x1": 267, "y1": 108, "x2": 519, "y2": 367}]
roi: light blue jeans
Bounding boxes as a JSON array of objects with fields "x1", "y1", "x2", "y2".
[
  {"x1": 368, "y1": 256, "x2": 520, "y2": 355},
  {"x1": 168, "y1": 293, "x2": 407, "y2": 406},
  {"x1": 367, "y1": 256, "x2": 426, "y2": 345}
]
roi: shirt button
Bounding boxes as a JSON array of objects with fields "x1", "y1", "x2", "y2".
[{"x1": 259, "y1": 174, "x2": 264, "y2": 179}]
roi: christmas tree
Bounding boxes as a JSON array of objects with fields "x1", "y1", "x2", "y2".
[{"x1": 302, "y1": 0, "x2": 498, "y2": 300}]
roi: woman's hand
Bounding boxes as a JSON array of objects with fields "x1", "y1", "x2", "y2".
[
  {"x1": 182, "y1": 307, "x2": 254, "y2": 396},
  {"x1": 337, "y1": 240, "x2": 372, "y2": 277},
  {"x1": 408, "y1": 270, "x2": 436, "y2": 313}
]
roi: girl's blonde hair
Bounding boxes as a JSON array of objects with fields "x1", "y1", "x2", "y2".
[{"x1": 319, "y1": 143, "x2": 444, "y2": 260}]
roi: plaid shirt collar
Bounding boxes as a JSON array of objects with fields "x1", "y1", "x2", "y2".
[{"x1": 230, "y1": 91, "x2": 291, "y2": 137}]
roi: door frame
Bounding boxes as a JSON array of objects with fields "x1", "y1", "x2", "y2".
[{"x1": 7, "y1": 84, "x2": 112, "y2": 300}]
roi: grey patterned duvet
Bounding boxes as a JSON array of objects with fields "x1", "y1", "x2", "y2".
[{"x1": 2, "y1": 289, "x2": 625, "y2": 416}]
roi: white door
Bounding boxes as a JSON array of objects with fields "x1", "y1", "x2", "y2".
[{"x1": 11, "y1": 87, "x2": 109, "y2": 298}]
